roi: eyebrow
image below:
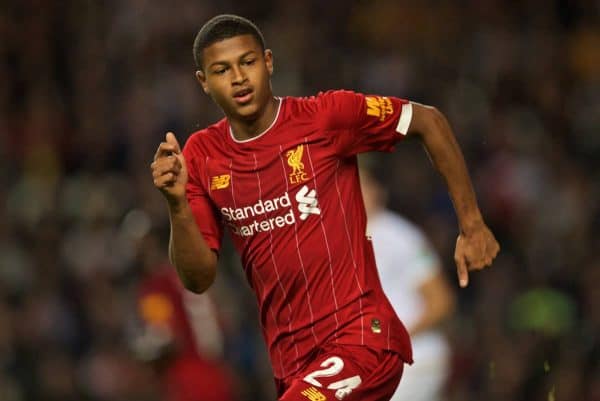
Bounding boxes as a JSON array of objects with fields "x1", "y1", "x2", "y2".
[{"x1": 208, "y1": 51, "x2": 258, "y2": 69}]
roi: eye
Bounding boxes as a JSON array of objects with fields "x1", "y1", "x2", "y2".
[
  {"x1": 213, "y1": 67, "x2": 228, "y2": 75},
  {"x1": 242, "y1": 59, "x2": 256, "y2": 66}
]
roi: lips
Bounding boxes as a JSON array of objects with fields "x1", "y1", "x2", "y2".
[{"x1": 233, "y1": 88, "x2": 254, "y2": 104}]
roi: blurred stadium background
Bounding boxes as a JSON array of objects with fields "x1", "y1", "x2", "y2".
[{"x1": 1, "y1": 1, "x2": 599, "y2": 400}]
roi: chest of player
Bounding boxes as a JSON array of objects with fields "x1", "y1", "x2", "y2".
[{"x1": 204, "y1": 138, "x2": 337, "y2": 235}]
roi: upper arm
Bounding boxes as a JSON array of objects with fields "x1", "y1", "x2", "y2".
[
  {"x1": 317, "y1": 90, "x2": 412, "y2": 156},
  {"x1": 405, "y1": 102, "x2": 446, "y2": 139}
]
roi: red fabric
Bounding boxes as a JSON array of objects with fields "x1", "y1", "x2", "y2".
[
  {"x1": 183, "y1": 90, "x2": 413, "y2": 380},
  {"x1": 164, "y1": 355, "x2": 235, "y2": 401},
  {"x1": 277, "y1": 344, "x2": 404, "y2": 401},
  {"x1": 138, "y1": 266, "x2": 199, "y2": 354}
]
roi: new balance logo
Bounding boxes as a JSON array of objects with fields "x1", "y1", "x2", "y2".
[
  {"x1": 301, "y1": 387, "x2": 327, "y2": 401},
  {"x1": 296, "y1": 185, "x2": 321, "y2": 220},
  {"x1": 210, "y1": 174, "x2": 230, "y2": 190}
]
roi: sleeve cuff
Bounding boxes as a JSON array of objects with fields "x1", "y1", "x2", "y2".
[{"x1": 395, "y1": 102, "x2": 413, "y2": 135}]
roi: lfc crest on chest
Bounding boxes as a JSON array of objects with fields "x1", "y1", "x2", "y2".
[{"x1": 285, "y1": 144, "x2": 310, "y2": 185}]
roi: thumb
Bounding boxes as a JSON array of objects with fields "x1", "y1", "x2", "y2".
[
  {"x1": 165, "y1": 132, "x2": 181, "y2": 154},
  {"x1": 456, "y1": 255, "x2": 469, "y2": 288}
]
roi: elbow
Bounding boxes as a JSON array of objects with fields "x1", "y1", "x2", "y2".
[
  {"x1": 181, "y1": 273, "x2": 215, "y2": 294},
  {"x1": 176, "y1": 260, "x2": 217, "y2": 294},
  {"x1": 184, "y1": 285, "x2": 207, "y2": 294},
  {"x1": 182, "y1": 280, "x2": 206, "y2": 294}
]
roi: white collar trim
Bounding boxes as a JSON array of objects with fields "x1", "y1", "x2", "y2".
[{"x1": 228, "y1": 97, "x2": 283, "y2": 143}]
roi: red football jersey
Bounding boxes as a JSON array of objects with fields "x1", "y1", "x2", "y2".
[{"x1": 183, "y1": 90, "x2": 414, "y2": 379}]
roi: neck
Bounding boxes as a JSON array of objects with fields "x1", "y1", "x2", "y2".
[{"x1": 229, "y1": 96, "x2": 279, "y2": 141}]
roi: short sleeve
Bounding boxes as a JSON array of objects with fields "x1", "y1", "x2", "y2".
[
  {"x1": 317, "y1": 90, "x2": 413, "y2": 157},
  {"x1": 183, "y1": 144, "x2": 224, "y2": 253}
]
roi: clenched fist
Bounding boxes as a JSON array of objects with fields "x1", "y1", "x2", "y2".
[
  {"x1": 454, "y1": 222, "x2": 500, "y2": 288},
  {"x1": 151, "y1": 132, "x2": 188, "y2": 205}
]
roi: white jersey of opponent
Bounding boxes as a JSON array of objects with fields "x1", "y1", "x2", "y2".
[{"x1": 368, "y1": 210, "x2": 450, "y2": 401}]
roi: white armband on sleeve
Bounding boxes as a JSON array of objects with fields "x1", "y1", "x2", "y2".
[{"x1": 395, "y1": 102, "x2": 413, "y2": 135}]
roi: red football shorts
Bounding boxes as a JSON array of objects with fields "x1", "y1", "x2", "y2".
[{"x1": 276, "y1": 344, "x2": 404, "y2": 401}]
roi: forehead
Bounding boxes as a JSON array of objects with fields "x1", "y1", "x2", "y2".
[{"x1": 202, "y1": 34, "x2": 262, "y2": 66}]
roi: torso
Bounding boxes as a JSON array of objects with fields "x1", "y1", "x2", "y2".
[{"x1": 184, "y1": 94, "x2": 412, "y2": 378}]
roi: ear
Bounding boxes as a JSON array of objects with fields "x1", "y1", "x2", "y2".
[
  {"x1": 264, "y1": 49, "x2": 274, "y2": 76},
  {"x1": 196, "y1": 70, "x2": 209, "y2": 94}
]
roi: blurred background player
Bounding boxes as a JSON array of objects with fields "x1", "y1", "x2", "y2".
[
  {"x1": 360, "y1": 160, "x2": 455, "y2": 401},
  {"x1": 133, "y1": 229, "x2": 236, "y2": 401}
]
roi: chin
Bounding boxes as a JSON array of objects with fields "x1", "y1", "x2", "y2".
[{"x1": 236, "y1": 103, "x2": 261, "y2": 120}]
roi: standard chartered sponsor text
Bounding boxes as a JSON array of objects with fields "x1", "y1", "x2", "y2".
[{"x1": 221, "y1": 192, "x2": 297, "y2": 237}]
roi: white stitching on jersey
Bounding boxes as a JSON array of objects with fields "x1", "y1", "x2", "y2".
[
  {"x1": 334, "y1": 159, "x2": 365, "y2": 345},
  {"x1": 254, "y1": 153, "x2": 300, "y2": 372},
  {"x1": 278, "y1": 144, "x2": 319, "y2": 349},
  {"x1": 304, "y1": 139, "x2": 341, "y2": 339}
]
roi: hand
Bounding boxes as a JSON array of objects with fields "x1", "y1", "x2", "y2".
[
  {"x1": 151, "y1": 132, "x2": 188, "y2": 206},
  {"x1": 454, "y1": 222, "x2": 500, "y2": 288}
]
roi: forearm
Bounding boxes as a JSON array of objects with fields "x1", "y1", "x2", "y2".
[
  {"x1": 168, "y1": 202, "x2": 217, "y2": 293},
  {"x1": 406, "y1": 104, "x2": 500, "y2": 286},
  {"x1": 413, "y1": 105, "x2": 483, "y2": 234}
]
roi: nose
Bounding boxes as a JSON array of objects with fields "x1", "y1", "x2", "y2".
[{"x1": 231, "y1": 65, "x2": 247, "y2": 85}]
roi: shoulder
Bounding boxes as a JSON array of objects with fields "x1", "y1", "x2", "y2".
[
  {"x1": 284, "y1": 90, "x2": 364, "y2": 131},
  {"x1": 284, "y1": 90, "x2": 361, "y2": 113},
  {"x1": 183, "y1": 118, "x2": 228, "y2": 159},
  {"x1": 313, "y1": 89, "x2": 362, "y2": 111},
  {"x1": 281, "y1": 94, "x2": 319, "y2": 116}
]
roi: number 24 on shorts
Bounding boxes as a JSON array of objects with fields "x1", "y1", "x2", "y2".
[{"x1": 302, "y1": 356, "x2": 362, "y2": 400}]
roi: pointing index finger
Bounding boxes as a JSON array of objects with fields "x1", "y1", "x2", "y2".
[
  {"x1": 165, "y1": 132, "x2": 182, "y2": 154},
  {"x1": 456, "y1": 256, "x2": 469, "y2": 288}
]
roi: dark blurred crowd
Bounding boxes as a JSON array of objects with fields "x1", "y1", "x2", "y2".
[{"x1": 1, "y1": 1, "x2": 599, "y2": 400}]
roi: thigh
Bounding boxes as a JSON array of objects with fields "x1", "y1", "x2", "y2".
[{"x1": 279, "y1": 344, "x2": 404, "y2": 401}]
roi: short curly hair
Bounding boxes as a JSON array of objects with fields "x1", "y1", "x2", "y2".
[{"x1": 193, "y1": 14, "x2": 265, "y2": 69}]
